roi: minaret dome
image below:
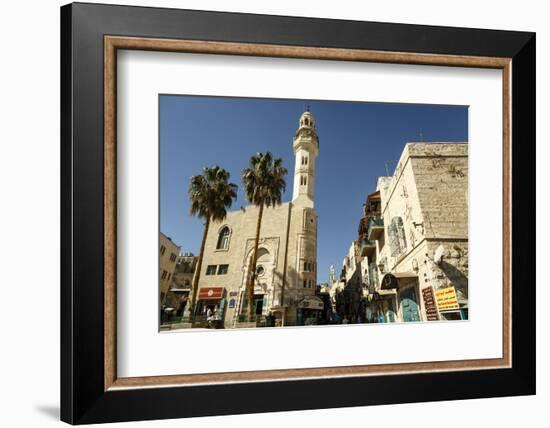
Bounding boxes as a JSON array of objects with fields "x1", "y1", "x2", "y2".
[{"x1": 299, "y1": 111, "x2": 315, "y2": 129}]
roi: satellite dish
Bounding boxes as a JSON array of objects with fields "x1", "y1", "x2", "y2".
[{"x1": 434, "y1": 245, "x2": 445, "y2": 264}]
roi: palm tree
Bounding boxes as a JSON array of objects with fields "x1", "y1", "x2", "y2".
[
  {"x1": 188, "y1": 166, "x2": 238, "y2": 319},
  {"x1": 241, "y1": 152, "x2": 288, "y2": 321}
]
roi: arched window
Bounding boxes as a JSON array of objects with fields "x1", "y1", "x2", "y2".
[
  {"x1": 216, "y1": 226, "x2": 230, "y2": 250},
  {"x1": 389, "y1": 217, "x2": 407, "y2": 257}
]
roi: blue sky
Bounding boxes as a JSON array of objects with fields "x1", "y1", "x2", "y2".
[{"x1": 160, "y1": 95, "x2": 468, "y2": 283}]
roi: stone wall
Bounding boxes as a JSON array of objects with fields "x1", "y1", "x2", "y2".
[
  {"x1": 372, "y1": 143, "x2": 468, "y2": 321},
  {"x1": 159, "y1": 233, "x2": 180, "y2": 302},
  {"x1": 198, "y1": 199, "x2": 317, "y2": 327}
]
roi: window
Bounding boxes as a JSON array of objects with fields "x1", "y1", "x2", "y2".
[
  {"x1": 170, "y1": 253, "x2": 177, "y2": 262},
  {"x1": 256, "y1": 265, "x2": 265, "y2": 276},
  {"x1": 167, "y1": 273, "x2": 171, "y2": 281},
  {"x1": 160, "y1": 245, "x2": 166, "y2": 255},
  {"x1": 301, "y1": 156, "x2": 308, "y2": 165},
  {"x1": 206, "y1": 265, "x2": 217, "y2": 275},
  {"x1": 161, "y1": 270, "x2": 167, "y2": 279},
  {"x1": 303, "y1": 280, "x2": 307, "y2": 288},
  {"x1": 218, "y1": 264, "x2": 229, "y2": 275},
  {"x1": 389, "y1": 216, "x2": 407, "y2": 257},
  {"x1": 216, "y1": 226, "x2": 230, "y2": 250}
]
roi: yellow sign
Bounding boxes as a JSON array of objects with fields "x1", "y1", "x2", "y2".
[{"x1": 435, "y1": 286, "x2": 460, "y2": 311}]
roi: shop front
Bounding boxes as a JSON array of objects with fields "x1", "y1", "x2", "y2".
[
  {"x1": 380, "y1": 272, "x2": 421, "y2": 322},
  {"x1": 370, "y1": 289, "x2": 397, "y2": 323},
  {"x1": 194, "y1": 287, "x2": 226, "y2": 328},
  {"x1": 296, "y1": 296, "x2": 324, "y2": 326}
]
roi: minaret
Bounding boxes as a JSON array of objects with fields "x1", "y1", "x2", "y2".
[{"x1": 292, "y1": 109, "x2": 319, "y2": 208}]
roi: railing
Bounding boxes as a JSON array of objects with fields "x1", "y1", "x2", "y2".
[
  {"x1": 367, "y1": 218, "x2": 384, "y2": 240},
  {"x1": 359, "y1": 238, "x2": 376, "y2": 257}
]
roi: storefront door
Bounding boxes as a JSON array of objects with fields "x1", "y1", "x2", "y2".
[
  {"x1": 254, "y1": 295, "x2": 264, "y2": 315},
  {"x1": 399, "y1": 287, "x2": 420, "y2": 322}
]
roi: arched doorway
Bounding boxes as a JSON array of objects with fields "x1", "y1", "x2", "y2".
[{"x1": 238, "y1": 247, "x2": 273, "y2": 322}]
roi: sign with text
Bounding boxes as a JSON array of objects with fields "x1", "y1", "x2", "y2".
[
  {"x1": 435, "y1": 286, "x2": 460, "y2": 311},
  {"x1": 198, "y1": 287, "x2": 225, "y2": 300},
  {"x1": 421, "y1": 287, "x2": 439, "y2": 321}
]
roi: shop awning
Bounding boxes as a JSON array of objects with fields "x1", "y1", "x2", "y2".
[
  {"x1": 198, "y1": 287, "x2": 225, "y2": 300},
  {"x1": 297, "y1": 296, "x2": 324, "y2": 310},
  {"x1": 374, "y1": 289, "x2": 397, "y2": 296},
  {"x1": 169, "y1": 288, "x2": 189, "y2": 293},
  {"x1": 380, "y1": 272, "x2": 417, "y2": 290}
]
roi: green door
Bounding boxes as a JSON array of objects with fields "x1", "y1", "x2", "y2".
[{"x1": 400, "y1": 287, "x2": 420, "y2": 322}]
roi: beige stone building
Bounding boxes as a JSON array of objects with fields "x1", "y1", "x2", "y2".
[
  {"x1": 159, "y1": 232, "x2": 181, "y2": 304},
  {"x1": 361, "y1": 143, "x2": 469, "y2": 322},
  {"x1": 191, "y1": 110, "x2": 321, "y2": 327},
  {"x1": 162, "y1": 253, "x2": 197, "y2": 311}
]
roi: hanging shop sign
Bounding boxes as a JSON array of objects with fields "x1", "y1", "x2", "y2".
[
  {"x1": 198, "y1": 287, "x2": 225, "y2": 300},
  {"x1": 421, "y1": 287, "x2": 439, "y2": 321},
  {"x1": 380, "y1": 273, "x2": 399, "y2": 290},
  {"x1": 435, "y1": 286, "x2": 460, "y2": 311}
]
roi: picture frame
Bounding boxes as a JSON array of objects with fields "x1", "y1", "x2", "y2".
[{"x1": 60, "y1": 2, "x2": 535, "y2": 424}]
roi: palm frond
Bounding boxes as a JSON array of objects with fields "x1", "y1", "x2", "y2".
[
  {"x1": 241, "y1": 151, "x2": 288, "y2": 208},
  {"x1": 188, "y1": 166, "x2": 238, "y2": 222}
]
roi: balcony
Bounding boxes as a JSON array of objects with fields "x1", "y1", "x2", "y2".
[
  {"x1": 360, "y1": 239, "x2": 376, "y2": 257},
  {"x1": 367, "y1": 218, "x2": 384, "y2": 240}
]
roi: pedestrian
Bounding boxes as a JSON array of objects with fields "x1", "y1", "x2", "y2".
[{"x1": 176, "y1": 295, "x2": 187, "y2": 317}]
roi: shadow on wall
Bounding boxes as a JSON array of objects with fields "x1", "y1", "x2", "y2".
[
  {"x1": 272, "y1": 265, "x2": 300, "y2": 306},
  {"x1": 439, "y1": 260, "x2": 468, "y2": 300}
]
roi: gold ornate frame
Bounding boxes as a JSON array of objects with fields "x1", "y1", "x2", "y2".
[{"x1": 103, "y1": 36, "x2": 512, "y2": 391}]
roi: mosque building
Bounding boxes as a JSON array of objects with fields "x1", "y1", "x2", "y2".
[{"x1": 191, "y1": 110, "x2": 322, "y2": 327}]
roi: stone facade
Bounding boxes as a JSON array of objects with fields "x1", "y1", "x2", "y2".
[
  {"x1": 163, "y1": 253, "x2": 197, "y2": 309},
  {"x1": 193, "y1": 111, "x2": 320, "y2": 327},
  {"x1": 371, "y1": 143, "x2": 469, "y2": 321},
  {"x1": 159, "y1": 232, "x2": 180, "y2": 303},
  {"x1": 339, "y1": 143, "x2": 469, "y2": 323}
]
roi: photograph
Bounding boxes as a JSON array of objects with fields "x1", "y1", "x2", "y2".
[
  {"x1": 55, "y1": 2, "x2": 536, "y2": 424},
  {"x1": 159, "y1": 95, "x2": 469, "y2": 330}
]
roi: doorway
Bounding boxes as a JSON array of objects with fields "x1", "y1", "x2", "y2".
[
  {"x1": 399, "y1": 286, "x2": 420, "y2": 322},
  {"x1": 254, "y1": 294, "x2": 264, "y2": 316}
]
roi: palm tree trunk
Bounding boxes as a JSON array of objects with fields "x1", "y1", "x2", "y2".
[
  {"x1": 189, "y1": 217, "x2": 210, "y2": 320},
  {"x1": 247, "y1": 203, "x2": 264, "y2": 322}
]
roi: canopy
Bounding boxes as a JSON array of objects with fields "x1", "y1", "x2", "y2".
[
  {"x1": 380, "y1": 272, "x2": 417, "y2": 290},
  {"x1": 297, "y1": 296, "x2": 324, "y2": 310}
]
